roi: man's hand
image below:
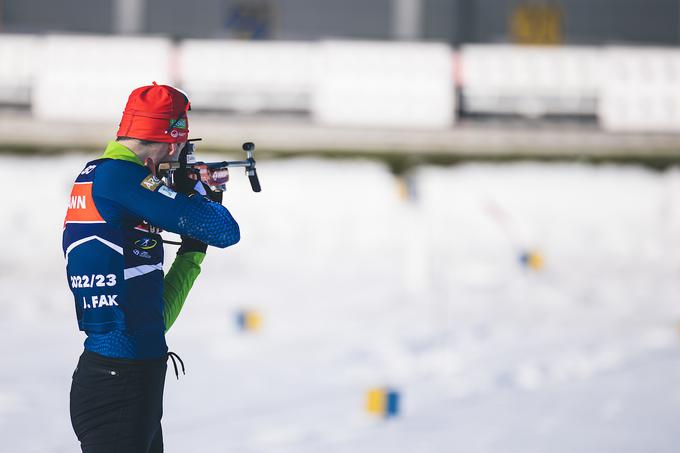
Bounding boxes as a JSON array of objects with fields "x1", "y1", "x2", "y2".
[
  {"x1": 174, "y1": 169, "x2": 224, "y2": 204},
  {"x1": 178, "y1": 235, "x2": 208, "y2": 255},
  {"x1": 175, "y1": 174, "x2": 223, "y2": 255},
  {"x1": 173, "y1": 168, "x2": 200, "y2": 196},
  {"x1": 203, "y1": 183, "x2": 223, "y2": 204}
]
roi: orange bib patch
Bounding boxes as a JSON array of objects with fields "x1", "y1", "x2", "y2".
[{"x1": 64, "y1": 182, "x2": 104, "y2": 224}]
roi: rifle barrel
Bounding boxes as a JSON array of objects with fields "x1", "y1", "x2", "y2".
[{"x1": 204, "y1": 160, "x2": 252, "y2": 169}]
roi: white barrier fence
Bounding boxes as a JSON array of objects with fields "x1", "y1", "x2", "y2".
[
  {"x1": 20, "y1": 35, "x2": 455, "y2": 129},
  {"x1": 599, "y1": 47, "x2": 680, "y2": 133},
  {"x1": 0, "y1": 34, "x2": 678, "y2": 133},
  {"x1": 32, "y1": 35, "x2": 173, "y2": 122},
  {"x1": 312, "y1": 41, "x2": 454, "y2": 129},
  {"x1": 0, "y1": 34, "x2": 42, "y2": 106},
  {"x1": 459, "y1": 45, "x2": 603, "y2": 117},
  {"x1": 179, "y1": 40, "x2": 318, "y2": 114},
  {"x1": 459, "y1": 44, "x2": 680, "y2": 132}
]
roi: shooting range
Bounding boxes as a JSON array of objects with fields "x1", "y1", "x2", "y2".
[{"x1": 1, "y1": 1, "x2": 680, "y2": 452}]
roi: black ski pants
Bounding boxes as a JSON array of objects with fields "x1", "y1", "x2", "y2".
[{"x1": 70, "y1": 350, "x2": 167, "y2": 453}]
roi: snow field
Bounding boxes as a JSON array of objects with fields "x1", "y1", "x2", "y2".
[{"x1": 0, "y1": 154, "x2": 679, "y2": 452}]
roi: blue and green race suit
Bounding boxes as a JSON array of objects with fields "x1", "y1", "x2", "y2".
[{"x1": 62, "y1": 141, "x2": 240, "y2": 359}]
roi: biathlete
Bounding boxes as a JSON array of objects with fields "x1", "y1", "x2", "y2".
[{"x1": 62, "y1": 83, "x2": 240, "y2": 452}]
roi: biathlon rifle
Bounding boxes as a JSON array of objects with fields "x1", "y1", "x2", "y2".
[{"x1": 157, "y1": 139, "x2": 262, "y2": 193}]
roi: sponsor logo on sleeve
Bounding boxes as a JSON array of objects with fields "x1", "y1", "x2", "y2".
[
  {"x1": 141, "y1": 175, "x2": 162, "y2": 191},
  {"x1": 134, "y1": 238, "x2": 158, "y2": 250},
  {"x1": 133, "y1": 249, "x2": 152, "y2": 259},
  {"x1": 158, "y1": 185, "x2": 177, "y2": 199}
]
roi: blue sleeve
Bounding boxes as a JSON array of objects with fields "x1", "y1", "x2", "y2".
[{"x1": 92, "y1": 159, "x2": 240, "y2": 248}]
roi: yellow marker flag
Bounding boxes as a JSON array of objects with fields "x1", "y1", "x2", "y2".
[{"x1": 366, "y1": 388, "x2": 386, "y2": 415}]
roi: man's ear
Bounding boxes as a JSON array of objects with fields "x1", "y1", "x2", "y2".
[{"x1": 144, "y1": 158, "x2": 157, "y2": 176}]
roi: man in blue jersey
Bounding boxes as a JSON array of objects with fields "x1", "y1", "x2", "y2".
[{"x1": 63, "y1": 83, "x2": 240, "y2": 453}]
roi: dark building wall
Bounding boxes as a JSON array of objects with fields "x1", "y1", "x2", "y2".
[
  {"x1": 144, "y1": 0, "x2": 392, "y2": 40},
  {"x1": 0, "y1": 0, "x2": 678, "y2": 45},
  {"x1": 274, "y1": 0, "x2": 392, "y2": 40},
  {"x1": 450, "y1": 0, "x2": 680, "y2": 45},
  {"x1": 146, "y1": 0, "x2": 224, "y2": 38},
  {"x1": 561, "y1": 0, "x2": 679, "y2": 44},
  {"x1": 2, "y1": 0, "x2": 114, "y2": 33},
  {"x1": 423, "y1": 0, "x2": 457, "y2": 42}
]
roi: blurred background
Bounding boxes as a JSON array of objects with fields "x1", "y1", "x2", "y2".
[{"x1": 1, "y1": 1, "x2": 680, "y2": 452}]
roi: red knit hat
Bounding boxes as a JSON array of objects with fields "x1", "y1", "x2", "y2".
[{"x1": 117, "y1": 82, "x2": 190, "y2": 143}]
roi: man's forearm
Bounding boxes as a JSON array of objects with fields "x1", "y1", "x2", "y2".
[{"x1": 163, "y1": 251, "x2": 205, "y2": 332}]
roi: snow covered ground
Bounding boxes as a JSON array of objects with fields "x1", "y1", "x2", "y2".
[{"x1": 1, "y1": 154, "x2": 680, "y2": 452}]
